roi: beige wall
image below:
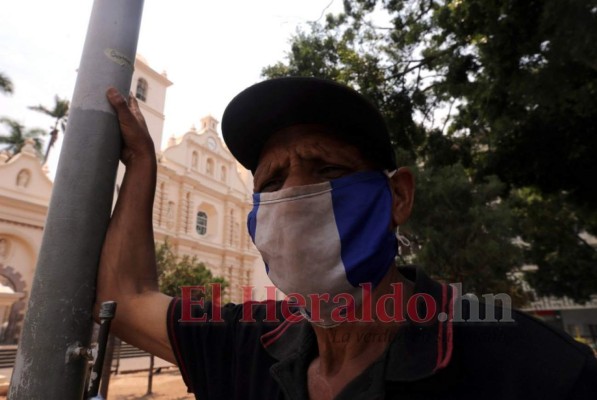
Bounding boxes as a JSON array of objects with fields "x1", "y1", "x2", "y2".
[{"x1": 0, "y1": 142, "x2": 52, "y2": 343}]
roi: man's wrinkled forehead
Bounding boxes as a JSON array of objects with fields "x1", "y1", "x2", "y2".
[{"x1": 253, "y1": 123, "x2": 373, "y2": 175}]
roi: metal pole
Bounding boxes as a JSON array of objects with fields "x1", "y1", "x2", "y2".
[
  {"x1": 98, "y1": 334, "x2": 116, "y2": 399},
  {"x1": 146, "y1": 354, "x2": 155, "y2": 395},
  {"x1": 87, "y1": 302, "x2": 117, "y2": 399},
  {"x1": 113, "y1": 337, "x2": 122, "y2": 375},
  {"x1": 8, "y1": 1, "x2": 144, "y2": 398}
]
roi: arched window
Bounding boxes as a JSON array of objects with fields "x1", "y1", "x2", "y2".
[
  {"x1": 0, "y1": 275, "x2": 15, "y2": 292},
  {"x1": 135, "y1": 78, "x2": 148, "y2": 101},
  {"x1": 206, "y1": 158, "x2": 214, "y2": 175},
  {"x1": 191, "y1": 151, "x2": 198, "y2": 170},
  {"x1": 221, "y1": 165, "x2": 227, "y2": 182},
  {"x1": 196, "y1": 211, "x2": 208, "y2": 235},
  {"x1": 166, "y1": 200, "x2": 175, "y2": 218},
  {"x1": 16, "y1": 169, "x2": 30, "y2": 188}
]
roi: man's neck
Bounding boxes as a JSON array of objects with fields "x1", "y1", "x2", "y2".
[{"x1": 310, "y1": 266, "x2": 414, "y2": 376}]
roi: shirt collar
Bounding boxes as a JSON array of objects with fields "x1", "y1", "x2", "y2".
[
  {"x1": 260, "y1": 265, "x2": 457, "y2": 383},
  {"x1": 383, "y1": 266, "x2": 456, "y2": 381}
]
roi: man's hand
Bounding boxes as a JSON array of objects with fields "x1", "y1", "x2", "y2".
[
  {"x1": 95, "y1": 88, "x2": 174, "y2": 364},
  {"x1": 106, "y1": 87, "x2": 155, "y2": 166}
]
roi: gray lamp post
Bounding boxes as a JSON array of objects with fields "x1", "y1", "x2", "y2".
[{"x1": 9, "y1": 1, "x2": 144, "y2": 398}]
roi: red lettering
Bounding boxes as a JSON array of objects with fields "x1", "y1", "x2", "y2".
[
  {"x1": 240, "y1": 286, "x2": 258, "y2": 322},
  {"x1": 264, "y1": 286, "x2": 279, "y2": 322},
  {"x1": 360, "y1": 283, "x2": 373, "y2": 322},
  {"x1": 331, "y1": 293, "x2": 357, "y2": 323},
  {"x1": 281, "y1": 293, "x2": 306, "y2": 321},
  {"x1": 407, "y1": 293, "x2": 436, "y2": 323},
  {"x1": 240, "y1": 285, "x2": 280, "y2": 322},
  {"x1": 180, "y1": 286, "x2": 207, "y2": 322},
  {"x1": 307, "y1": 293, "x2": 330, "y2": 323},
  {"x1": 210, "y1": 283, "x2": 223, "y2": 323},
  {"x1": 375, "y1": 283, "x2": 405, "y2": 323}
]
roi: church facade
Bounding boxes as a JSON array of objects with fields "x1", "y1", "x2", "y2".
[
  {"x1": 0, "y1": 56, "x2": 270, "y2": 344},
  {"x1": 152, "y1": 116, "x2": 263, "y2": 304}
]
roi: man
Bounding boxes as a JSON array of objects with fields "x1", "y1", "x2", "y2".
[{"x1": 98, "y1": 77, "x2": 597, "y2": 399}]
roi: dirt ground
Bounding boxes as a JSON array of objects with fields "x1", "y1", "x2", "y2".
[
  {"x1": 105, "y1": 368, "x2": 194, "y2": 400},
  {"x1": 1, "y1": 368, "x2": 194, "y2": 400}
]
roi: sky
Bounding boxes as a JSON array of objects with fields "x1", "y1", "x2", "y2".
[{"x1": 0, "y1": 0, "x2": 344, "y2": 171}]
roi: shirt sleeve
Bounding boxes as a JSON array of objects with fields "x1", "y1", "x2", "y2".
[
  {"x1": 167, "y1": 297, "x2": 244, "y2": 397},
  {"x1": 166, "y1": 296, "x2": 283, "y2": 399},
  {"x1": 566, "y1": 349, "x2": 597, "y2": 399}
]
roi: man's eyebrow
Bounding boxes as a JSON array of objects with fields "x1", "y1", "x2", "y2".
[{"x1": 306, "y1": 142, "x2": 360, "y2": 164}]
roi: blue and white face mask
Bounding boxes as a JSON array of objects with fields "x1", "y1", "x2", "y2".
[{"x1": 247, "y1": 170, "x2": 398, "y2": 327}]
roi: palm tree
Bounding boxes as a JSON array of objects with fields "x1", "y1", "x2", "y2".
[
  {"x1": 0, "y1": 117, "x2": 44, "y2": 160},
  {"x1": 0, "y1": 72, "x2": 13, "y2": 95},
  {"x1": 29, "y1": 95, "x2": 69, "y2": 164}
]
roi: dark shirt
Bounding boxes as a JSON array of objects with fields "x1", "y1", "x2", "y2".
[{"x1": 167, "y1": 266, "x2": 597, "y2": 399}]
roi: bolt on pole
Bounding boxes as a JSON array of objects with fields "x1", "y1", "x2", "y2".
[{"x1": 9, "y1": 1, "x2": 144, "y2": 398}]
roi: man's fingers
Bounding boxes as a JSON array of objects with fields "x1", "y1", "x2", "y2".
[
  {"x1": 128, "y1": 92, "x2": 145, "y2": 121},
  {"x1": 106, "y1": 87, "x2": 127, "y2": 110},
  {"x1": 129, "y1": 92, "x2": 138, "y2": 107},
  {"x1": 107, "y1": 87, "x2": 137, "y2": 127}
]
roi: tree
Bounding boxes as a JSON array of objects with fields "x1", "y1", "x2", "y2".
[
  {"x1": 511, "y1": 189, "x2": 597, "y2": 302},
  {"x1": 155, "y1": 239, "x2": 228, "y2": 301},
  {"x1": 0, "y1": 117, "x2": 44, "y2": 159},
  {"x1": 29, "y1": 95, "x2": 69, "y2": 164},
  {"x1": 263, "y1": 0, "x2": 597, "y2": 302},
  {"x1": 404, "y1": 163, "x2": 528, "y2": 305},
  {"x1": 262, "y1": 23, "x2": 427, "y2": 166},
  {"x1": 0, "y1": 72, "x2": 13, "y2": 95}
]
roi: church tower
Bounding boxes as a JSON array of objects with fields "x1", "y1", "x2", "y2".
[{"x1": 131, "y1": 55, "x2": 173, "y2": 150}]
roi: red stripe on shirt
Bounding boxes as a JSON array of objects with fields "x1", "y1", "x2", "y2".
[
  {"x1": 169, "y1": 297, "x2": 194, "y2": 392},
  {"x1": 436, "y1": 284, "x2": 456, "y2": 369},
  {"x1": 434, "y1": 283, "x2": 448, "y2": 370},
  {"x1": 261, "y1": 312, "x2": 303, "y2": 348}
]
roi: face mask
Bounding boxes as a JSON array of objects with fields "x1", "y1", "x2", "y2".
[{"x1": 247, "y1": 170, "x2": 397, "y2": 327}]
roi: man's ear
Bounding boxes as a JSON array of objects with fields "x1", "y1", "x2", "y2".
[{"x1": 390, "y1": 167, "x2": 415, "y2": 226}]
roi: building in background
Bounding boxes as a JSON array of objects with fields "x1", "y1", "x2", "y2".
[
  {"x1": 521, "y1": 264, "x2": 597, "y2": 349},
  {"x1": 0, "y1": 55, "x2": 270, "y2": 344},
  {"x1": 523, "y1": 297, "x2": 597, "y2": 347},
  {"x1": 0, "y1": 141, "x2": 50, "y2": 344},
  {"x1": 154, "y1": 116, "x2": 263, "y2": 303}
]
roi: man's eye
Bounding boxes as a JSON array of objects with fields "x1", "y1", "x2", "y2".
[
  {"x1": 259, "y1": 179, "x2": 283, "y2": 193},
  {"x1": 319, "y1": 165, "x2": 351, "y2": 179}
]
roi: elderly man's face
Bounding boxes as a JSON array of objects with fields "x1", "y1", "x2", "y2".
[{"x1": 253, "y1": 124, "x2": 377, "y2": 193}]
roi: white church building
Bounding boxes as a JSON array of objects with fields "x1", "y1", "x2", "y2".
[{"x1": 0, "y1": 56, "x2": 270, "y2": 344}]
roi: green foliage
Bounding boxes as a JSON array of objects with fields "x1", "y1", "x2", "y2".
[
  {"x1": 512, "y1": 190, "x2": 597, "y2": 302},
  {"x1": 262, "y1": 20, "x2": 427, "y2": 166},
  {"x1": 427, "y1": 0, "x2": 597, "y2": 207},
  {"x1": 0, "y1": 72, "x2": 13, "y2": 95},
  {"x1": 405, "y1": 163, "x2": 528, "y2": 305},
  {"x1": 263, "y1": 0, "x2": 597, "y2": 302},
  {"x1": 29, "y1": 95, "x2": 69, "y2": 164},
  {"x1": 0, "y1": 117, "x2": 45, "y2": 159},
  {"x1": 155, "y1": 239, "x2": 228, "y2": 301}
]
